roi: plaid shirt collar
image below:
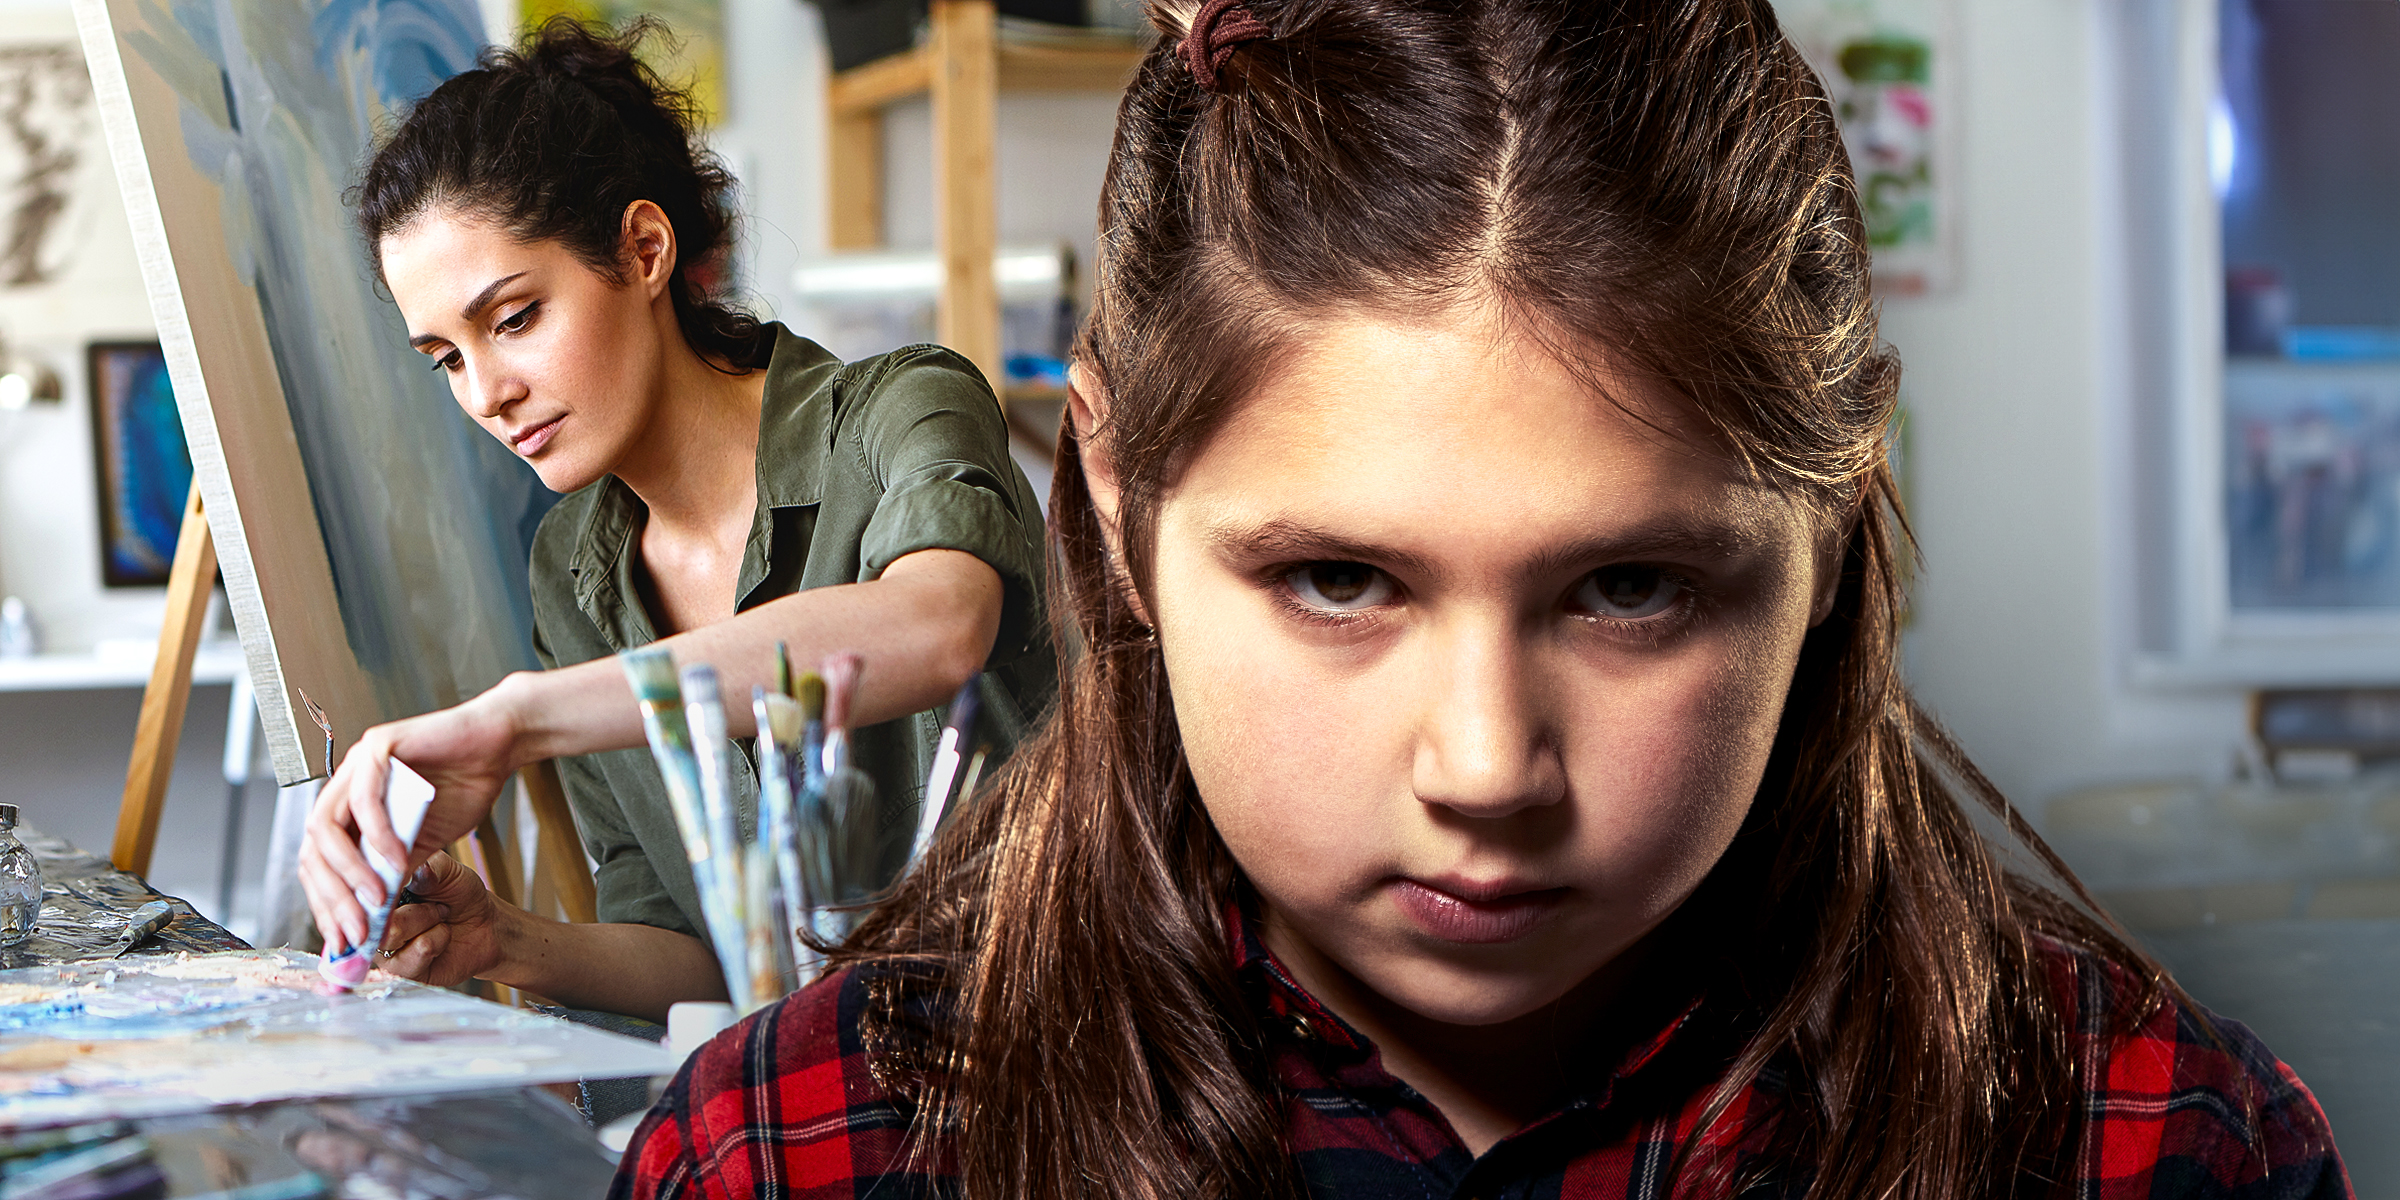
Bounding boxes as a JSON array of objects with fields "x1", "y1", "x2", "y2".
[{"x1": 1222, "y1": 899, "x2": 1708, "y2": 1117}]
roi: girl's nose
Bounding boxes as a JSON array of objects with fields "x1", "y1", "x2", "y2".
[{"x1": 1409, "y1": 624, "x2": 1566, "y2": 819}]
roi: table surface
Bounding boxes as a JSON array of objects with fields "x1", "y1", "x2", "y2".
[
  {"x1": 2, "y1": 830, "x2": 627, "y2": 1198},
  {"x1": 6, "y1": 824, "x2": 248, "y2": 966}
]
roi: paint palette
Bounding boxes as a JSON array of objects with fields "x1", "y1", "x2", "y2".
[{"x1": 0, "y1": 950, "x2": 675, "y2": 1128}]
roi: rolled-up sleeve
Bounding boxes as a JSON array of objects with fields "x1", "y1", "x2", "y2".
[{"x1": 852, "y1": 349, "x2": 1046, "y2": 667}]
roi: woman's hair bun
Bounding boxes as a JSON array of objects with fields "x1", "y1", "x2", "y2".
[{"x1": 353, "y1": 15, "x2": 766, "y2": 369}]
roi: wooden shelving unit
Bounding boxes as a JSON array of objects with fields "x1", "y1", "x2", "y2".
[{"x1": 825, "y1": 0, "x2": 1144, "y2": 398}]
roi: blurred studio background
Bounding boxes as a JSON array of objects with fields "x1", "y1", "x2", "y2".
[{"x1": 1, "y1": 0, "x2": 2396, "y2": 1179}]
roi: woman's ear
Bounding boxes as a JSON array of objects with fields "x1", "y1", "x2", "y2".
[
  {"x1": 620, "y1": 200, "x2": 678, "y2": 298},
  {"x1": 1067, "y1": 360, "x2": 1153, "y2": 627}
]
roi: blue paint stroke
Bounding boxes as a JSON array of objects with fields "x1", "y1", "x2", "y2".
[{"x1": 125, "y1": 0, "x2": 556, "y2": 738}]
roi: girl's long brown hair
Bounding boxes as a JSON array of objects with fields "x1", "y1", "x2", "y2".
[{"x1": 836, "y1": 1, "x2": 2180, "y2": 1195}]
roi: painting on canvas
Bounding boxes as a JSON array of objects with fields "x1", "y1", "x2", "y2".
[
  {"x1": 76, "y1": 0, "x2": 557, "y2": 783},
  {"x1": 86, "y1": 340, "x2": 191, "y2": 588}
]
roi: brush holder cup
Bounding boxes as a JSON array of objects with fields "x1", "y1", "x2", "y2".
[{"x1": 0, "y1": 806, "x2": 40, "y2": 947}]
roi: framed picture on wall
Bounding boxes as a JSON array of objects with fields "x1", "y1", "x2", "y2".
[{"x1": 86, "y1": 341, "x2": 193, "y2": 588}]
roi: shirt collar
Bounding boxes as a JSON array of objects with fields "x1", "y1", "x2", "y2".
[
  {"x1": 563, "y1": 324, "x2": 843, "y2": 646},
  {"x1": 1225, "y1": 897, "x2": 1704, "y2": 1108}
]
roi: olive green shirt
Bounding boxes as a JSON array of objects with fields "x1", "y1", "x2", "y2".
[{"x1": 527, "y1": 325, "x2": 1055, "y2": 942}]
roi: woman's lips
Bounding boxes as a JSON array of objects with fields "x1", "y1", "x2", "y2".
[
  {"x1": 510, "y1": 415, "x2": 563, "y2": 457},
  {"x1": 1389, "y1": 878, "x2": 1566, "y2": 945}
]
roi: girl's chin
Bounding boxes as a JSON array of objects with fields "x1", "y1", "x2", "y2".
[{"x1": 1371, "y1": 975, "x2": 1588, "y2": 1029}]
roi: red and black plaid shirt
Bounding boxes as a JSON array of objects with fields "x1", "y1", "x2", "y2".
[{"x1": 612, "y1": 912, "x2": 2350, "y2": 1199}]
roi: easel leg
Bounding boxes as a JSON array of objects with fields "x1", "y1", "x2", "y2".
[
  {"x1": 114, "y1": 483, "x2": 218, "y2": 878},
  {"x1": 521, "y1": 760, "x2": 596, "y2": 925}
]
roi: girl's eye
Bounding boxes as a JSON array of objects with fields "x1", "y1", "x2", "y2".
[
  {"x1": 1284, "y1": 562, "x2": 1395, "y2": 612},
  {"x1": 430, "y1": 350, "x2": 462, "y2": 373},
  {"x1": 1571, "y1": 565, "x2": 1685, "y2": 619},
  {"x1": 495, "y1": 301, "x2": 538, "y2": 334}
]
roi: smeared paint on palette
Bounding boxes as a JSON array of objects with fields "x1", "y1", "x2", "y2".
[{"x1": 0, "y1": 950, "x2": 674, "y2": 1127}]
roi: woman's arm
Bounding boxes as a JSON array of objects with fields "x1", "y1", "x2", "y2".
[{"x1": 300, "y1": 547, "x2": 1001, "y2": 955}]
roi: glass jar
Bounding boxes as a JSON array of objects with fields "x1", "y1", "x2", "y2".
[{"x1": 0, "y1": 805, "x2": 40, "y2": 947}]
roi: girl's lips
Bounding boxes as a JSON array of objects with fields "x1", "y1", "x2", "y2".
[
  {"x1": 511, "y1": 415, "x2": 563, "y2": 456},
  {"x1": 1389, "y1": 878, "x2": 1566, "y2": 945}
]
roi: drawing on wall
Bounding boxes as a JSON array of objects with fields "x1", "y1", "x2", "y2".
[
  {"x1": 0, "y1": 950, "x2": 673, "y2": 1126},
  {"x1": 519, "y1": 0, "x2": 723, "y2": 124},
  {"x1": 87, "y1": 341, "x2": 193, "y2": 588},
  {"x1": 2225, "y1": 365, "x2": 2400, "y2": 611},
  {"x1": 78, "y1": 0, "x2": 558, "y2": 783},
  {"x1": 1773, "y1": 0, "x2": 1956, "y2": 295},
  {"x1": 0, "y1": 44, "x2": 95, "y2": 287}
]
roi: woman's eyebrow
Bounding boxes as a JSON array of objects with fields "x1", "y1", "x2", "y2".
[
  {"x1": 407, "y1": 271, "x2": 529, "y2": 350},
  {"x1": 1206, "y1": 515, "x2": 1763, "y2": 581}
]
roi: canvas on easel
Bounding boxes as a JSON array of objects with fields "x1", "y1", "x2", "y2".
[{"x1": 73, "y1": 0, "x2": 557, "y2": 788}]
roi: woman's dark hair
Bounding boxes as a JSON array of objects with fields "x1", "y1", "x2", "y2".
[
  {"x1": 833, "y1": 1, "x2": 2197, "y2": 1197},
  {"x1": 353, "y1": 17, "x2": 767, "y2": 369}
]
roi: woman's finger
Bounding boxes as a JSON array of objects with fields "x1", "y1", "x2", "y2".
[
  {"x1": 304, "y1": 761, "x2": 388, "y2": 912},
  {"x1": 342, "y1": 744, "x2": 410, "y2": 881},
  {"x1": 380, "y1": 900, "x2": 451, "y2": 952},
  {"x1": 384, "y1": 922, "x2": 450, "y2": 982},
  {"x1": 296, "y1": 840, "x2": 367, "y2": 952}
]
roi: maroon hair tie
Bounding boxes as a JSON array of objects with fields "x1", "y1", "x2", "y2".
[{"x1": 1182, "y1": 0, "x2": 1269, "y2": 93}]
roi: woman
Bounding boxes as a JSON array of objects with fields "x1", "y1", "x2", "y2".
[
  {"x1": 615, "y1": 0, "x2": 2348, "y2": 1195},
  {"x1": 297, "y1": 18, "x2": 1056, "y2": 1023}
]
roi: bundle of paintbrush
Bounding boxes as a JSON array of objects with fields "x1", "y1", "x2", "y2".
[
  {"x1": 755, "y1": 653, "x2": 887, "y2": 964},
  {"x1": 619, "y1": 647, "x2": 773, "y2": 1012}
]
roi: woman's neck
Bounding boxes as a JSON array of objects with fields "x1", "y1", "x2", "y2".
[{"x1": 612, "y1": 333, "x2": 768, "y2": 542}]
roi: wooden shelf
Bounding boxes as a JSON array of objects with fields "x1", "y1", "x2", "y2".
[
  {"x1": 825, "y1": 4, "x2": 1144, "y2": 393},
  {"x1": 828, "y1": 40, "x2": 1147, "y2": 115},
  {"x1": 0, "y1": 642, "x2": 242, "y2": 693}
]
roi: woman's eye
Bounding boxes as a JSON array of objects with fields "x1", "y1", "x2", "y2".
[
  {"x1": 495, "y1": 302, "x2": 538, "y2": 334},
  {"x1": 1284, "y1": 562, "x2": 1395, "y2": 612},
  {"x1": 430, "y1": 350, "x2": 462, "y2": 373},
  {"x1": 1571, "y1": 565, "x2": 1685, "y2": 619}
]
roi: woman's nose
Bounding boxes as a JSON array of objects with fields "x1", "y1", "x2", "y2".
[
  {"x1": 1409, "y1": 623, "x2": 1566, "y2": 819},
  {"x1": 465, "y1": 363, "x2": 524, "y2": 420}
]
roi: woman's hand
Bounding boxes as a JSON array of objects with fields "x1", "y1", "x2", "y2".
[
  {"x1": 375, "y1": 852, "x2": 510, "y2": 988},
  {"x1": 298, "y1": 682, "x2": 532, "y2": 955}
]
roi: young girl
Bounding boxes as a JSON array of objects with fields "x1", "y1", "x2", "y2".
[
  {"x1": 615, "y1": 0, "x2": 2349, "y2": 1194},
  {"x1": 295, "y1": 20, "x2": 1055, "y2": 1022}
]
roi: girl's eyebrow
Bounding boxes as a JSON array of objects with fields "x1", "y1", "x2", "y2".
[{"x1": 1206, "y1": 515, "x2": 1762, "y2": 582}]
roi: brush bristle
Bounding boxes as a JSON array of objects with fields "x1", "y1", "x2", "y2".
[
  {"x1": 820, "y1": 654, "x2": 862, "y2": 731},
  {"x1": 620, "y1": 647, "x2": 682, "y2": 703},
  {"x1": 822, "y1": 767, "x2": 881, "y2": 904},
  {"x1": 774, "y1": 643, "x2": 794, "y2": 697},
  {"x1": 763, "y1": 692, "x2": 804, "y2": 745},
  {"x1": 797, "y1": 674, "x2": 825, "y2": 722}
]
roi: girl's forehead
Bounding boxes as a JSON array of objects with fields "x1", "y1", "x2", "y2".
[{"x1": 1170, "y1": 312, "x2": 1812, "y2": 568}]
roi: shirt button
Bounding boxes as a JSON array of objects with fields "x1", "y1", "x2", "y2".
[{"x1": 1286, "y1": 1013, "x2": 1316, "y2": 1042}]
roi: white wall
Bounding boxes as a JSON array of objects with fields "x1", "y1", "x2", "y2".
[
  {"x1": 1883, "y1": 0, "x2": 2250, "y2": 813},
  {"x1": 0, "y1": 2, "x2": 183, "y2": 654}
]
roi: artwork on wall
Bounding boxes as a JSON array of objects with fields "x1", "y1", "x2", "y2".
[
  {"x1": 86, "y1": 340, "x2": 193, "y2": 588},
  {"x1": 0, "y1": 44, "x2": 96, "y2": 288},
  {"x1": 78, "y1": 0, "x2": 558, "y2": 783},
  {"x1": 2224, "y1": 364, "x2": 2400, "y2": 613},
  {"x1": 1772, "y1": 0, "x2": 1957, "y2": 295},
  {"x1": 519, "y1": 0, "x2": 724, "y2": 124}
]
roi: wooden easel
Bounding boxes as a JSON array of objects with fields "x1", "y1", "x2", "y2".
[{"x1": 111, "y1": 482, "x2": 596, "y2": 933}]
